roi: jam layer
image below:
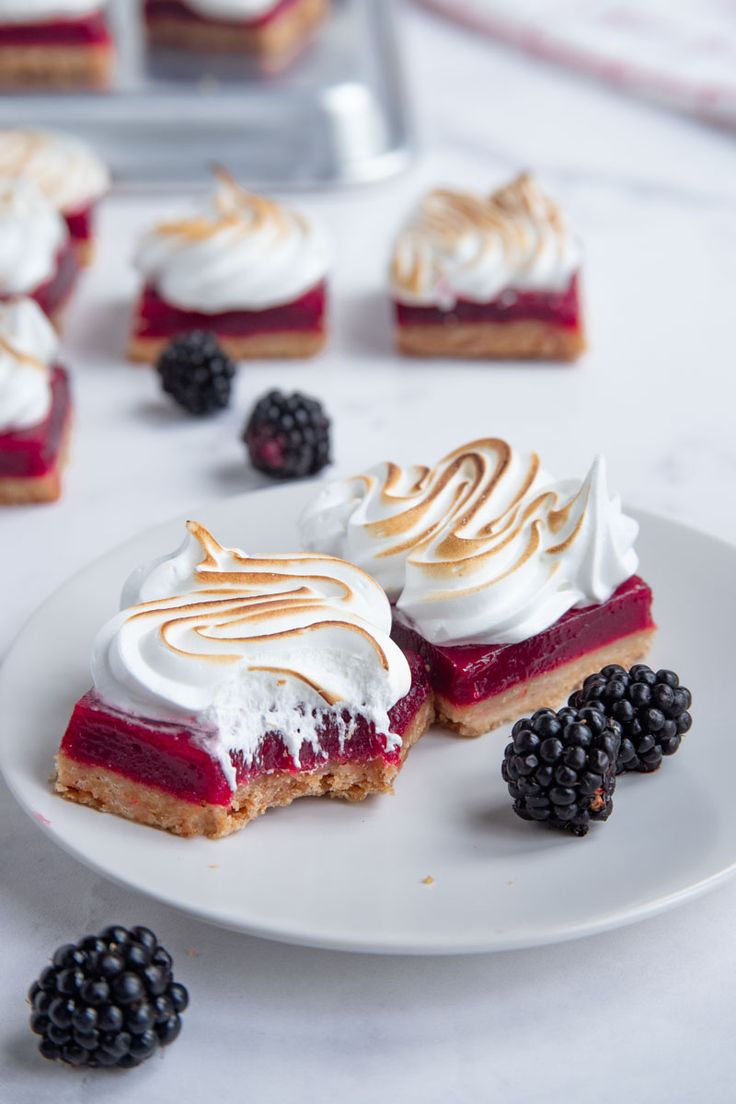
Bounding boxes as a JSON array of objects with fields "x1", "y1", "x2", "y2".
[
  {"x1": 0, "y1": 366, "x2": 70, "y2": 479},
  {"x1": 395, "y1": 274, "x2": 581, "y2": 330},
  {"x1": 0, "y1": 14, "x2": 111, "y2": 47},
  {"x1": 34, "y1": 242, "x2": 80, "y2": 317},
  {"x1": 391, "y1": 576, "x2": 654, "y2": 708},
  {"x1": 145, "y1": 0, "x2": 299, "y2": 29},
  {"x1": 64, "y1": 201, "x2": 95, "y2": 244},
  {"x1": 1, "y1": 242, "x2": 80, "y2": 320},
  {"x1": 60, "y1": 652, "x2": 431, "y2": 807},
  {"x1": 133, "y1": 281, "x2": 327, "y2": 341}
]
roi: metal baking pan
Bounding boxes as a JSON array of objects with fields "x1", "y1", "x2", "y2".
[{"x1": 0, "y1": 0, "x2": 413, "y2": 189}]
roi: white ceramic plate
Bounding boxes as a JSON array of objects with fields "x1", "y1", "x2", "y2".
[{"x1": 0, "y1": 486, "x2": 732, "y2": 954}]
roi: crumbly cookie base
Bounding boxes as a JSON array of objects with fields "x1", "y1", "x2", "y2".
[
  {"x1": 54, "y1": 697, "x2": 434, "y2": 839},
  {"x1": 0, "y1": 425, "x2": 71, "y2": 506},
  {"x1": 128, "y1": 329, "x2": 326, "y2": 363},
  {"x1": 0, "y1": 44, "x2": 112, "y2": 89},
  {"x1": 396, "y1": 320, "x2": 586, "y2": 361},
  {"x1": 146, "y1": 0, "x2": 329, "y2": 60},
  {"x1": 74, "y1": 240, "x2": 95, "y2": 267},
  {"x1": 436, "y1": 629, "x2": 655, "y2": 738},
  {"x1": 0, "y1": 468, "x2": 63, "y2": 505}
]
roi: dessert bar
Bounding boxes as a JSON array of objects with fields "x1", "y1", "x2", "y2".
[
  {"x1": 301, "y1": 438, "x2": 654, "y2": 736},
  {"x1": 57, "y1": 522, "x2": 433, "y2": 836},
  {"x1": 129, "y1": 171, "x2": 329, "y2": 363},
  {"x1": 391, "y1": 174, "x2": 585, "y2": 360}
]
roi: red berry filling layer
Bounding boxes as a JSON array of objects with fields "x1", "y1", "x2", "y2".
[
  {"x1": 0, "y1": 366, "x2": 70, "y2": 479},
  {"x1": 64, "y1": 201, "x2": 96, "y2": 247},
  {"x1": 391, "y1": 576, "x2": 654, "y2": 708},
  {"x1": 0, "y1": 242, "x2": 80, "y2": 321},
  {"x1": 0, "y1": 13, "x2": 111, "y2": 47},
  {"x1": 144, "y1": 0, "x2": 301, "y2": 30},
  {"x1": 133, "y1": 281, "x2": 327, "y2": 342},
  {"x1": 60, "y1": 652, "x2": 431, "y2": 807},
  {"x1": 394, "y1": 274, "x2": 581, "y2": 331}
]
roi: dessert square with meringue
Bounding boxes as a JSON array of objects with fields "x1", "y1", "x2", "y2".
[
  {"x1": 0, "y1": 2, "x2": 113, "y2": 90},
  {"x1": 143, "y1": 0, "x2": 329, "y2": 65},
  {"x1": 56, "y1": 522, "x2": 433, "y2": 838},
  {"x1": 128, "y1": 171, "x2": 329, "y2": 364},
  {"x1": 0, "y1": 298, "x2": 72, "y2": 505},
  {"x1": 300, "y1": 438, "x2": 655, "y2": 737},
  {"x1": 391, "y1": 174, "x2": 586, "y2": 361},
  {"x1": 0, "y1": 129, "x2": 109, "y2": 266},
  {"x1": 0, "y1": 177, "x2": 80, "y2": 323}
]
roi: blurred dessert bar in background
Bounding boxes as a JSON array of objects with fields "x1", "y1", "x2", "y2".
[
  {"x1": 128, "y1": 169, "x2": 329, "y2": 363},
  {"x1": 0, "y1": 2, "x2": 114, "y2": 90},
  {"x1": 0, "y1": 129, "x2": 109, "y2": 265},
  {"x1": 390, "y1": 174, "x2": 586, "y2": 361},
  {"x1": 0, "y1": 177, "x2": 80, "y2": 324},
  {"x1": 0, "y1": 298, "x2": 72, "y2": 505}
]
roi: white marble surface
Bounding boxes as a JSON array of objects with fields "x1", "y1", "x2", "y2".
[{"x1": 2, "y1": 4, "x2": 736, "y2": 1101}]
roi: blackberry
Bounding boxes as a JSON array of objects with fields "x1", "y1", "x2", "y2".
[
  {"x1": 569, "y1": 664, "x2": 692, "y2": 774},
  {"x1": 502, "y1": 706, "x2": 622, "y2": 837},
  {"x1": 243, "y1": 389, "x2": 330, "y2": 479},
  {"x1": 156, "y1": 331, "x2": 235, "y2": 415},
  {"x1": 28, "y1": 925, "x2": 189, "y2": 1069}
]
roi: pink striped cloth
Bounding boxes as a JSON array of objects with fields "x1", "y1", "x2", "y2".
[{"x1": 417, "y1": 0, "x2": 736, "y2": 126}]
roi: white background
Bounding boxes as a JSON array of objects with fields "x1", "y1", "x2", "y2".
[{"x1": 2, "y1": 3, "x2": 736, "y2": 1101}]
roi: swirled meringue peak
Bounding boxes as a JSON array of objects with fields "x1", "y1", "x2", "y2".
[
  {"x1": 0, "y1": 129, "x2": 109, "y2": 214},
  {"x1": 390, "y1": 173, "x2": 582, "y2": 309},
  {"x1": 0, "y1": 297, "x2": 58, "y2": 433},
  {"x1": 91, "y1": 521, "x2": 411, "y2": 788},
  {"x1": 135, "y1": 169, "x2": 330, "y2": 313},
  {"x1": 299, "y1": 439, "x2": 639, "y2": 647},
  {"x1": 0, "y1": 176, "x2": 67, "y2": 296}
]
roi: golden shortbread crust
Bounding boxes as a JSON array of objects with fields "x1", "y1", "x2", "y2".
[
  {"x1": 396, "y1": 320, "x2": 586, "y2": 361},
  {"x1": 146, "y1": 0, "x2": 329, "y2": 61},
  {"x1": 55, "y1": 696, "x2": 434, "y2": 839},
  {"x1": 436, "y1": 629, "x2": 655, "y2": 738},
  {"x1": 74, "y1": 240, "x2": 95, "y2": 267},
  {"x1": 128, "y1": 328, "x2": 325, "y2": 364},
  {"x1": 0, "y1": 44, "x2": 112, "y2": 90},
  {"x1": 0, "y1": 421, "x2": 71, "y2": 506}
]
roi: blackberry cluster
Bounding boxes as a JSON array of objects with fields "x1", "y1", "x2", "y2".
[
  {"x1": 156, "y1": 331, "x2": 235, "y2": 415},
  {"x1": 28, "y1": 925, "x2": 188, "y2": 1069},
  {"x1": 243, "y1": 389, "x2": 331, "y2": 479},
  {"x1": 569, "y1": 664, "x2": 692, "y2": 773},
  {"x1": 502, "y1": 706, "x2": 622, "y2": 837}
]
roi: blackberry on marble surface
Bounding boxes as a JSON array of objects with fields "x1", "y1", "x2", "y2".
[
  {"x1": 29, "y1": 925, "x2": 189, "y2": 1069},
  {"x1": 244, "y1": 389, "x2": 331, "y2": 479},
  {"x1": 156, "y1": 331, "x2": 235, "y2": 415}
]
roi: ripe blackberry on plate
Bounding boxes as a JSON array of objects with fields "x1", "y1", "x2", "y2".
[
  {"x1": 156, "y1": 331, "x2": 235, "y2": 415},
  {"x1": 243, "y1": 389, "x2": 330, "y2": 480},
  {"x1": 28, "y1": 925, "x2": 189, "y2": 1069},
  {"x1": 502, "y1": 706, "x2": 622, "y2": 837},
  {"x1": 569, "y1": 664, "x2": 692, "y2": 774}
]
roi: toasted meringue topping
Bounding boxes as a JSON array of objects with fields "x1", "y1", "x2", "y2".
[
  {"x1": 0, "y1": 176, "x2": 67, "y2": 296},
  {"x1": 300, "y1": 439, "x2": 639, "y2": 646},
  {"x1": 390, "y1": 173, "x2": 581, "y2": 309},
  {"x1": 91, "y1": 522, "x2": 410, "y2": 788},
  {"x1": 0, "y1": 129, "x2": 109, "y2": 214},
  {"x1": 0, "y1": 298, "x2": 58, "y2": 433},
  {"x1": 135, "y1": 169, "x2": 329, "y2": 313}
]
